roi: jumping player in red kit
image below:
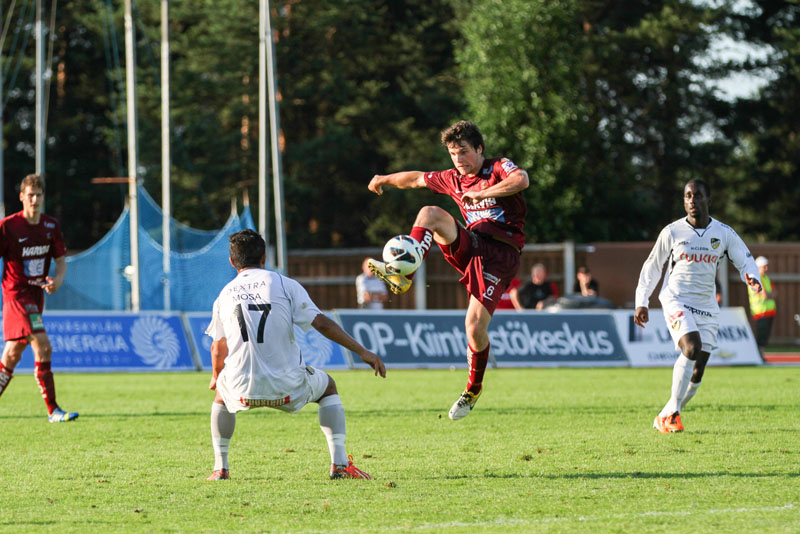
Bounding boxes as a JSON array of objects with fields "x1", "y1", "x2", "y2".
[
  {"x1": 367, "y1": 121, "x2": 529, "y2": 420},
  {"x1": 0, "y1": 174, "x2": 77, "y2": 422}
]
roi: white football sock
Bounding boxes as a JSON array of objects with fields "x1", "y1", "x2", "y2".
[
  {"x1": 681, "y1": 381, "x2": 702, "y2": 410},
  {"x1": 318, "y1": 394, "x2": 348, "y2": 466},
  {"x1": 211, "y1": 402, "x2": 236, "y2": 471},
  {"x1": 659, "y1": 354, "x2": 695, "y2": 416}
]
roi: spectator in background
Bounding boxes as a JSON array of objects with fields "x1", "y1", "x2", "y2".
[
  {"x1": 748, "y1": 256, "x2": 776, "y2": 351},
  {"x1": 573, "y1": 266, "x2": 599, "y2": 297},
  {"x1": 495, "y1": 277, "x2": 522, "y2": 311},
  {"x1": 355, "y1": 258, "x2": 387, "y2": 309},
  {"x1": 518, "y1": 263, "x2": 558, "y2": 310}
]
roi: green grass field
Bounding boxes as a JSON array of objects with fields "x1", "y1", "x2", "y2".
[{"x1": 1, "y1": 367, "x2": 798, "y2": 533}]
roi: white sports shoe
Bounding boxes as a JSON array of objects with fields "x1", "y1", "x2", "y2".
[{"x1": 448, "y1": 389, "x2": 482, "y2": 420}]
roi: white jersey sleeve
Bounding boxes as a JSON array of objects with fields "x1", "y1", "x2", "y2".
[
  {"x1": 279, "y1": 274, "x2": 321, "y2": 332},
  {"x1": 206, "y1": 297, "x2": 226, "y2": 341},
  {"x1": 635, "y1": 225, "x2": 672, "y2": 309},
  {"x1": 724, "y1": 225, "x2": 760, "y2": 286}
]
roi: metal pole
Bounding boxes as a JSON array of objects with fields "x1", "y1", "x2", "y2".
[
  {"x1": 258, "y1": 0, "x2": 269, "y2": 257},
  {"x1": 563, "y1": 239, "x2": 575, "y2": 296},
  {"x1": 161, "y1": 0, "x2": 171, "y2": 310},
  {"x1": 124, "y1": 0, "x2": 141, "y2": 311},
  {"x1": 265, "y1": 1, "x2": 287, "y2": 273},
  {"x1": 35, "y1": 0, "x2": 45, "y2": 205}
]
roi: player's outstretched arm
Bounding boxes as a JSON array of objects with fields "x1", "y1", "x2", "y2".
[
  {"x1": 311, "y1": 314, "x2": 386, "y2": 377},
  {"x1": 368, "y1": 171, "x2": 426, "y2": 195}
]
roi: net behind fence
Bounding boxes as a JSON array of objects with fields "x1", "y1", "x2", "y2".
[{"x1": 2, "y1": 187, "x2": 256, "y2": 312}]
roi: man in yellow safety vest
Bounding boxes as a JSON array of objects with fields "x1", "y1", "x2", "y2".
[{"x1": 748, "y1": 256, "x2": 776, "y2": 354}]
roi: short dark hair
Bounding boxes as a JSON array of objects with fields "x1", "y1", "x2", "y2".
[
  {"x1": 20, "y1": 174, "x2": 44, "y2": 192},
  {"x1": 441, "y1": 120, "x2": 484, "y2": 153},
  {"x1": 686, "y1": 178, "x2": 710, "y2": 197},
  {"x1": 229, "y1": 229, "x2": 266, "y2": 270}
]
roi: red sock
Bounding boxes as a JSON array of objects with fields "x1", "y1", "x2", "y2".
[
  {"x1": 34, "y1": 361, "x2": 59, "y2": 414},
  {"x1": 466, "y1": 343, "x2": 490, "y2": 394},
  {"x1": 407, "y1": 226, "x2": 433, "y2": 280},
  {"x1": 0, "y1": 362, "x2": 13, "y2": 399}
]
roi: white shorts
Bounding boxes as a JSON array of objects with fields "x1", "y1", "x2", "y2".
[
  {"x1": 659, "y1": 296, "x2": 719, "y2": 353},
  {"x1": 217, "y1": 366, "x2": 330, "y2": 414}
]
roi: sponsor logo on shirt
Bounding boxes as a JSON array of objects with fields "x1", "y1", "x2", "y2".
[
  {"x1": 466, "y1": 206, "x2": 505, "y2": 224},
  {"x1": 44, "y1": 221, "x2": 56, "y2": 229},
  {"x1": 679, "y1": 252, "x2": 718, "y2": 264},
  {"x1": 18, "y1": 237, "x2": 28, "y2": 242},
  {"x1": 22, "y1": 245, "x2": 50, "y2": 257},
  {"x1": 464, "y1": 197, "x2": 497, "y2": 210}
]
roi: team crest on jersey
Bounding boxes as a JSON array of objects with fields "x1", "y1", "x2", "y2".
[
  {"x1": 710, "y1": 238, "x2": 720, "y2": 250},
  {"x1": 671, "y1": 319, "x2": 682, "y2": 331}
]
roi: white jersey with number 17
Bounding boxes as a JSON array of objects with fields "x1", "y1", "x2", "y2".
[
  {"x1": 635, "y1": 217, "x2": 760, "y2": 314},
  {"x1": 206, "y1": 268, "x2": 321, "y2": 400}
]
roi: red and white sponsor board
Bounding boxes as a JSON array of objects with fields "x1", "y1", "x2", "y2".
[{"x1": 611, "y1": 307, "x2": 762, "y2": 367}]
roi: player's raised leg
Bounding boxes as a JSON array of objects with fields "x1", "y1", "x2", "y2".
[
  {"x1": 208, "y1": 397, "x2": 235, "y2": 480},
  {"x1": 449, "y1": 296, "x2": 492, "y2": 420},
  {"x1": 369, "y1": 206, "x2": 454, "y2": 295},
  {"x1": 318, "y1": 378, "x2": 371, "y2": 479}
]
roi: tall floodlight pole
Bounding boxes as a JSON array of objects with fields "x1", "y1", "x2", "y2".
[
  {"x1": 264, "y1": 1, "x2": 287, "y2": 272},
  {"x1": 124, "y1": 0, "x2": 141, "y2": 311},
  {"x1": 161, "y1": 0, "x2": 171, "y2": 310},
  {"x1": 258, "y1": 0, "x2": 271, "y2": 264},
  {"x1": 35, "y1": 0, "x2": 46, "y2": 208}
]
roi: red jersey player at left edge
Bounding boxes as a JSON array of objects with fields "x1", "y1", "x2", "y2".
[{"x1": 0, "y1": 174, "x2": 77, "y2": 422}]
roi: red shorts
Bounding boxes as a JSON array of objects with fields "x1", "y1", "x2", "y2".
[
  {"x1": 438, "y1": 226, "x2": 521, "y2": 315},
  {"x1": 3, "y1": 290, "x2": 45, "y2": 341}
]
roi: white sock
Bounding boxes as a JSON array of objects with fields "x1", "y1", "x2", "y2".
[
  {"x1": 681, "y1": 381, "x2": 701, "y2": 410},
  {"x1": 211, "y1": 402, "x2": 236, "y2": 471},
  {"x1": 659, "y1": 354, "x2": 695, "y2": 416},
  {"x1": 318, "y1": 394, "x2": 348, "y2": 466}
]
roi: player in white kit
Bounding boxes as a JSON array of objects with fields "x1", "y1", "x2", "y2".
[
  {"x1": 634, "y1": 179, "x2": 762, "y2": 433},
  {"x1": 205, "y1": 230, "x2": 386, "y2": 480}
]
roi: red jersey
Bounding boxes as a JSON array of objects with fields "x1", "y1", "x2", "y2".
[
  {"x1": 0, "y1": 211, "x2": 66, "y2": 296},
  {"x1": 424, "y1": 157, "x2": 526, "y2": 249}
]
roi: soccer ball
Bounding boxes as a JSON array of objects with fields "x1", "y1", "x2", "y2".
[{"x1": 382, "y1": 235, "x2": 422, "y2": 276}]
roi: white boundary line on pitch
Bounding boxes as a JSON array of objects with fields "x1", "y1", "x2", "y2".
[{"x1": 293, "y1": 503, "x2": 795, "y2": 533}]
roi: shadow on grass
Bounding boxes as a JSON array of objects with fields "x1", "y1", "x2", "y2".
[
  {"x1": 0, "y1": 411, "x2": 208, "y2": 420},
  {"x1": 435, "y1": 471, "x2": 800, "y2": 480}
]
